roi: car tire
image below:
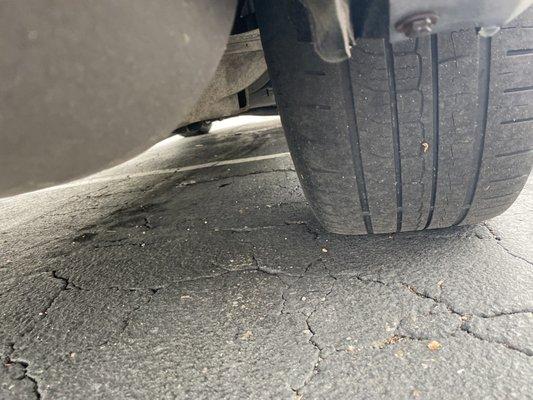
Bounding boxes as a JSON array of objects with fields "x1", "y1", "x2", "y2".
[
  {"x1": 256, "y1": 0, "x2": 533, "y2": 234},
  {"x1": 174, "y1": 121, "x2": 212, "y2": 137}
]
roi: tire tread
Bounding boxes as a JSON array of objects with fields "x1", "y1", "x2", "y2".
[{"x1": 256, "y1": 0, "x2": 533, "y2": 234}]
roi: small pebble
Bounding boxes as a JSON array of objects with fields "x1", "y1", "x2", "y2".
[{"x1": 427, "y1": 340, "x2": 442, "y2": 351}]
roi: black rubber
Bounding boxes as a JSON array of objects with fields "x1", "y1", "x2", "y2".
[
  {"x1": 256, "y1": 0, "x2": 533, "y2": 234},
  {"x1": 173, "y1": 121, "x2": 212, "y2": 137}
]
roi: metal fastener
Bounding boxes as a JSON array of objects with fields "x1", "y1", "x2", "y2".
[{"x1": 395, "y1": 12, "x2": 439, "y2": 38}]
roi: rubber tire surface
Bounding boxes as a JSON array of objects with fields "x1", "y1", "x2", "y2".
[
  {"x1": 256, "y1": 0, "x2": 533, "y2": 234},
  {"x1": 174, "y1": 121, "x2": 212, "y2": 137}
]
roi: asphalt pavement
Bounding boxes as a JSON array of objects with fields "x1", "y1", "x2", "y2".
[{"x1": 1, "y1": 116, "x2": 532, "y2": 399}]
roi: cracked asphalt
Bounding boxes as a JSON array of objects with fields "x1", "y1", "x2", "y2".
[{"x1": 1, "y1": 116, "x2": 532, "y2": 399}]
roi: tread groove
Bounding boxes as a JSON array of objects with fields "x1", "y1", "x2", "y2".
[
  {"x1": 495, "y1": 148, "x2": 533, "y2": 157},
  {"x1": 341, "y1": 60, "x2": 373, "y2": 234},
  {"x1": 503, "y1": 85, "x2": 533, "y2": 93},
  {"x1": 500, "y1": 116, "x2": 533, "y2": 125},
  {"x1": 481, "y1": 191, "x2": 520, "y2": 200},
  {"x1": 454, "y1": 36, "x2": 492, "y2": 225},
  {"x1": 425, "y1": 34, "x2": 439, "y2": 229},
  {"x1": 489, "y1": 174, "x2": 529, "y2": 183},
  {"x1": 506, "y1": 48, "x2": 533, "y2": 56},
  {"x1": 384, "y1": 41, "x2": 403, "y2": 232}
]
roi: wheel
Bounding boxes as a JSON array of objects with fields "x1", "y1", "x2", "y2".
[
  {"x1": 173, "y1": 121, "x2": 212, "y2": 137},
  {"x1": 256, "y1": 0, "x2": 533, "y2": 235}
]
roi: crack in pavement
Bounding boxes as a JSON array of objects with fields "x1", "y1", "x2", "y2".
[
  {"x1": 4, "y1": 344, "x2": 41, "y2": 400},
  {"x1": 297, "y1": 277, "x2": 337, "y2": 397},
  {"x1": 288, "y1": 264, "x2": 533, "y2": 374},
  {"x1": 461, "y1": 322, "x2": 533, "y2": 356},
  {"x1": 97, "y1": 288, "x2": 162, "y2": 348},
  {"x1": 31, "y1": 241, "x2": 532, "y2": 398},
  {"x1": 349, "y1": 274, "x2": 533, "y2": 357},
  {"x1": 3, "y1": 216, "x2": 531, "y2": 399},
  {"x1": 52, "y1": 270, "x2": 84, "y2": 291},
  {"x1": 32, "y1": 271, "x2": 70, "y2": 321},
  {"x1": 229, "y1": 255, "x2": 335, "y2": 396},
  {"x1": 483, "y1": 223, "x2": 533, "y2": 266},
  {"x1": 277, "y1": 260, "x2": 338, "y2": 397},
  {"x1": 39, "y1": 258, "x2": 533, "y2": 361}
]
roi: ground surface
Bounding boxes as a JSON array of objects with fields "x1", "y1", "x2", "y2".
[{"x1": 1, "y1": 116, "x2": 532, "y2": 400}]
